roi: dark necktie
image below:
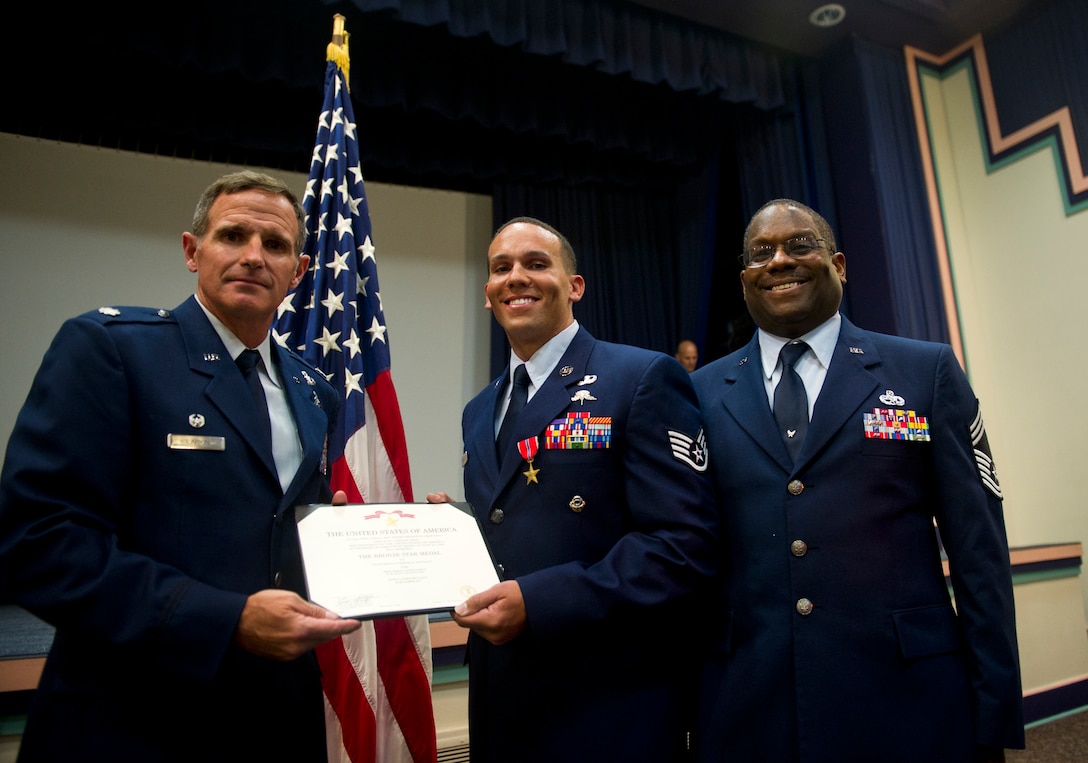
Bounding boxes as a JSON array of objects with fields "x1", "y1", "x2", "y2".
[
  {"x1": 773, "y1": 340, "x2": 810, "y2": 462},
  {"x1": 236, "y1": 349, "x2": 272, "y2": 449},
  {"x1": 496, "y1": 364, "x2": 530, "y2": 458}
]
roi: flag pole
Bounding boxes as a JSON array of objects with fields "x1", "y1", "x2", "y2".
[
  {"x1": 328, "y1": 14, "x2": 350, "y2": 90},
  {"x1": 280, "y1": 14, "x2": 437, "y2": 761}
]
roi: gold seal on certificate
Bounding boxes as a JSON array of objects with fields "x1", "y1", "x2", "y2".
[{"x1": 294, "y1": 502, "x2": 500, "y2": 619}]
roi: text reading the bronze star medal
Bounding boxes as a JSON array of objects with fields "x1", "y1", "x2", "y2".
[{"x1": 334, "y1": 527, "x2": 445, "y2": 586}]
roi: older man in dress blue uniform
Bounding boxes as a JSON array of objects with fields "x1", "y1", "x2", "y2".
[{"x1": 0, "y1": 171, "x2": 361, "y2": 762}]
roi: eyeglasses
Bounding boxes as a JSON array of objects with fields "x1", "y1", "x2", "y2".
[{"x1": 739, "y1": 237, "x2": 826, "y2": 268}]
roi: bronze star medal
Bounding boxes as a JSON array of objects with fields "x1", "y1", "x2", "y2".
[{"x1": 518, "y1": 436, "x2": 540, "y2": 484}]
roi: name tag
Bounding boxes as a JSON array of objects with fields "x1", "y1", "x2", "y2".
[{"x1": 167, "y1": 434, "x2": 226, "y2": 451}]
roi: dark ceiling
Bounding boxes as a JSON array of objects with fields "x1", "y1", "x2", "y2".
[
  {"x1": 625, "y1": 0, "x2": 1047, "y2": 58},
  {"x1": 2, "y1": 0, "x2": 1064, "y2": 194}
]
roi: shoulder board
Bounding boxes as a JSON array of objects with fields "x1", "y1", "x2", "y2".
[{"x1": 87, "y1": 306, "x2": 176, "y2": 324}]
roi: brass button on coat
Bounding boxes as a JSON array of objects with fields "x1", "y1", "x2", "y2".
[
  {"x1": 790, "y1": 540, "x2": 808, "y2": 557},
  {"x1": 489, "y1": 508, "x2": 505, "y2": 524},
  {"x1": 787, "y1": 479, "x2": 804, "y2": 495},
  {"x1": 796, "y1": 597, "x2": 814, "y2": 616}
]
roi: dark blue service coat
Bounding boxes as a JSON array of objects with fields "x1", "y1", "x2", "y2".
[
  {"x1": 691, "y1": 316, "x2": 1024, "y2": 762},
  {"x1": 0, "y1": 296, "x2": 340, "y2": 763},
  {"x1": 460, "y1": 326, "x2": 719, "y2": 763}
]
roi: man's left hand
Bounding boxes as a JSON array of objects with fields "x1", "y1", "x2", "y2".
[{"x1": 452, "y1": 580, "x2": 527, "y2": 645}]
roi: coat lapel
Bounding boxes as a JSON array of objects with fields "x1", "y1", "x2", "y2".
[
  {"x1": 716, "y1": 320, "x2": 882, "y2": 472},
  {"x1": 274, "y1": 347, "x2": 330, "y2": 507},
  {"x1": 494, "y1": 328, "x2": 596, "y2": 491},
  {"x1": 174, "y1": 296, "x2": 278, "y2": 483},
  {"x1": 468, "y1": 373, "x2": 506, "y2": 488},
  {"x1": 718, "y1": 335, "x2": 794, "y2": 471},
  {"x1": 799, "y1": 318, "x2": 880, "y2": 465}
]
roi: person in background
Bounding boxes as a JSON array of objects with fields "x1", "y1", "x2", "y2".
[
  {"x1": 691, "y1": 198, "x2": 1024, "y2": 762},
  {"x1": 675, "y1": 339, "x2": 699, "y2": 372},
  {"x1": 428, "y1": 216, "x2": 718, "y2": 762},
  {"x1": 0, "y1": 170, "x2": 360, "y2": 763}
]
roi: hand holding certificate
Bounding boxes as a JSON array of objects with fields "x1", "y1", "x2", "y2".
[{"x1": 294, "y1": 502, "x2": 501, "y2": 619}]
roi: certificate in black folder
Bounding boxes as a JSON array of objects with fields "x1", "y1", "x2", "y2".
[{"x1": 294, "y1": 502, "x2": 500, "y2": 619}]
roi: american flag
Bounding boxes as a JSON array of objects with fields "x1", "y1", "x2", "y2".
[{"x1": 273, "y1": 37, "x2": 438, "y2": 763}]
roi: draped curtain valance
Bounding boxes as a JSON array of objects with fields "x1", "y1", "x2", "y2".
[
  {"x1": 39, "y1": 0, "x2": 796, "y2": 188},
  {"x1": 331, "y1": 0, "x2": 792, "y2": 108}
]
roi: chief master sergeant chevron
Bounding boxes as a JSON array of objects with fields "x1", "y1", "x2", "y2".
[
  {"x1": 0, "y1": 170, "x2": 361, "y2": 762},
  {"x1": 428, "y1": 216, "x2": 719, "y2": 763}
]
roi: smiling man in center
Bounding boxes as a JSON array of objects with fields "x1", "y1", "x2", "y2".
[{"x1": 428, "y1": 216, "x2": 718, "y2": 762}]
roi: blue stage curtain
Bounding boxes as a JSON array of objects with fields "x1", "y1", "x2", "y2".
[
  {"x1": 853, "y1": 38, "x2": 950, "y2": 344},
  {"x1": 332, "y1": 0, "x2": 790, "y2": 108},
  {"x1": 93, "y1": 0, "x2": 796, "y2": 190},
  {"x1": 488, "y1": 181, "x2": 699, "y2": 376},
  {"x1": 4, "y1": 0, "x2": 824, "y2": 369}
]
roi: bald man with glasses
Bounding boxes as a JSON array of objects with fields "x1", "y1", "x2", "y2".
[{"x1": 690, "y1": 198, "x2": 1024, "y2": 762}]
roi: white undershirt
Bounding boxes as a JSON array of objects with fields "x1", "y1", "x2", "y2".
[
  {"x1": 195, "y1": 296, "x2": 303, "y2": 492},
  {"x1": 495, "y1": 320, "x2": 580, "y2": 436}
]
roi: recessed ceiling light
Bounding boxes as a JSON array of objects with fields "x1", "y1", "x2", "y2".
[{"x1": 810, "y1": 3, "x2": 846, "y2": 28}]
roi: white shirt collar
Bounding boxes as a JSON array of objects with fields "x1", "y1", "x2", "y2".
[
  {"x1": 508, "y1": 320, "x2": 579, "y2": 396},
  {"x1": 193, "y1": 295, "x2": 280, "y2": 387},
  {"x1": 758, "y1": 312, "x2": 841, "y2": 379}
]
